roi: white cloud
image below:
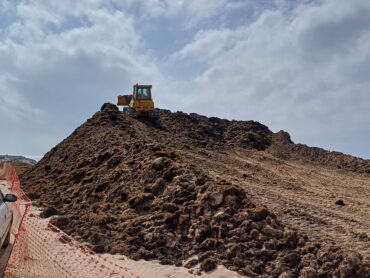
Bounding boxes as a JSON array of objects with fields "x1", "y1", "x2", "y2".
[
  {"x1": 0, "y1": 75, "x2": 43, "y2": 121},
  {"x1": 0, "y1": 0, "x2": 164, "y2": 155},
  {"x1": 172, "y1": 0, "x2": 370, "y2": 151},
  {"x1": 0, "y1": 0, "x2": 157, "y2": 96},
  {"x1": 116, "y1": 0, "x2": 250, "y2": 23}
]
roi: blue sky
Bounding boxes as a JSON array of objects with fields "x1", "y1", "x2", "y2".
[{"x1": 0, "y1": 0, "x2": 369, "y2": 160}]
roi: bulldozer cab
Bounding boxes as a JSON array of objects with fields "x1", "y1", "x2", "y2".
[
  {"x1": 133, "y1": 85, "x2": 152, "y2": 100},
  {"x1": 118, "y1": 83, "x2": 158, "y2": 118}
]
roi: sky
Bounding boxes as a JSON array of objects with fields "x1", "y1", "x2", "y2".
[{"x1": 0, "y1": 0, "x2": 369, "y2": 160}]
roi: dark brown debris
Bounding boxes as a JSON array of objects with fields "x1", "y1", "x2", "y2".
[{"x1": 20, "y1": 104, "x2": 370, "y2": 276}]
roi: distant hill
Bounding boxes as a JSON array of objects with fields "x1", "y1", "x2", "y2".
[{"x1": 0, "y1": 155, "x2": 37, "y2": 165}]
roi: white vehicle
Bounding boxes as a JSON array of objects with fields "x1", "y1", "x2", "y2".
[{"x1": 0, "y1": 190, "x2": 17, "y2": 248}]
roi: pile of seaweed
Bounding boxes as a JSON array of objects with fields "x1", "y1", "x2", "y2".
[{"x1": 21, "y1": 104, "x2": 369, "y2": 277}]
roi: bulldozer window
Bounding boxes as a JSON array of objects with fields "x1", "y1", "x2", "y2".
[{"x1": 136, "y1": 88, "x2": 151, "y2": 100}]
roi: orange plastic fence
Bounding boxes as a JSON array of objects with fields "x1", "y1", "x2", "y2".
[
  {"x1": 2, "y1": 162, "x2": 31, "y2": 269},
  {"x1": 1, "y1": 163, "x2": 140, "y2": 278}
]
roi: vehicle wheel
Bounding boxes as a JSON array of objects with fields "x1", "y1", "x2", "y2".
[
  {"x1": 3, "y1": 228, "x2": 11, "y2": 247},
  {"x1": 3, "y1": 218, "x2": 12, "y2": 247}
]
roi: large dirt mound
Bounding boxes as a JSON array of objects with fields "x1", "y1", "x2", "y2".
[
  {"x1": 21, "y1": 104, "x2": 369, "y2": 277},
  {"x1": 270, "y1": 131, "x2": 370, "y2": 175}
]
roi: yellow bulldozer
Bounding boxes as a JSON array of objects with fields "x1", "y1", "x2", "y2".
[{"x1": 117, "y1": 84, "x2": 159, "y2": 118}]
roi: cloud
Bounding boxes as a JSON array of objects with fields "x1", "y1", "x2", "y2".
[
  {"x1": 0, "y1": 0, "x2": 369, "y2": 159},
  {"x1": 0, "y1": 0, "x2": 164, "y2": 156},
  {"x1": 172, "y1": 0, "x2": 370, "y2": 157},
  {"x1": 118, "y1": 0, "x2": 238, "y2": 18},
  {"x1": 0, "y1": 75, "x2": 43, "y2": 121}
]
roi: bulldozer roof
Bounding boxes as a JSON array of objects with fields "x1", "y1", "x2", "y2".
[{"x1": 134, "y1": 84, "x2": 152, "y2": 88}]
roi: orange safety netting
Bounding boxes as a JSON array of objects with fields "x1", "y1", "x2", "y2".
[
  {"x1": 1, "y1": 163, "x2": 140, "y2": 278},
  {"x1": 2, "y1": 162, "x2": 30, "y2": 269}
]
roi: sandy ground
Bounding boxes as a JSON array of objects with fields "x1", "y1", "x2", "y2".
[
  {"x1": 30, "y1": 212, "x2": 243, "y2": 278},
  {"x1": 103, "y1": 254, "x2": 242, "y2": 278},
  {"x1": 180, "y1": 148, "x2": 370, "y2": 264}
]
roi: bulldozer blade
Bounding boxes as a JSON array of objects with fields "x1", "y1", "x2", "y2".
[{"x1": 117, "y1": 95, "x2": 132, "y2": 106}]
